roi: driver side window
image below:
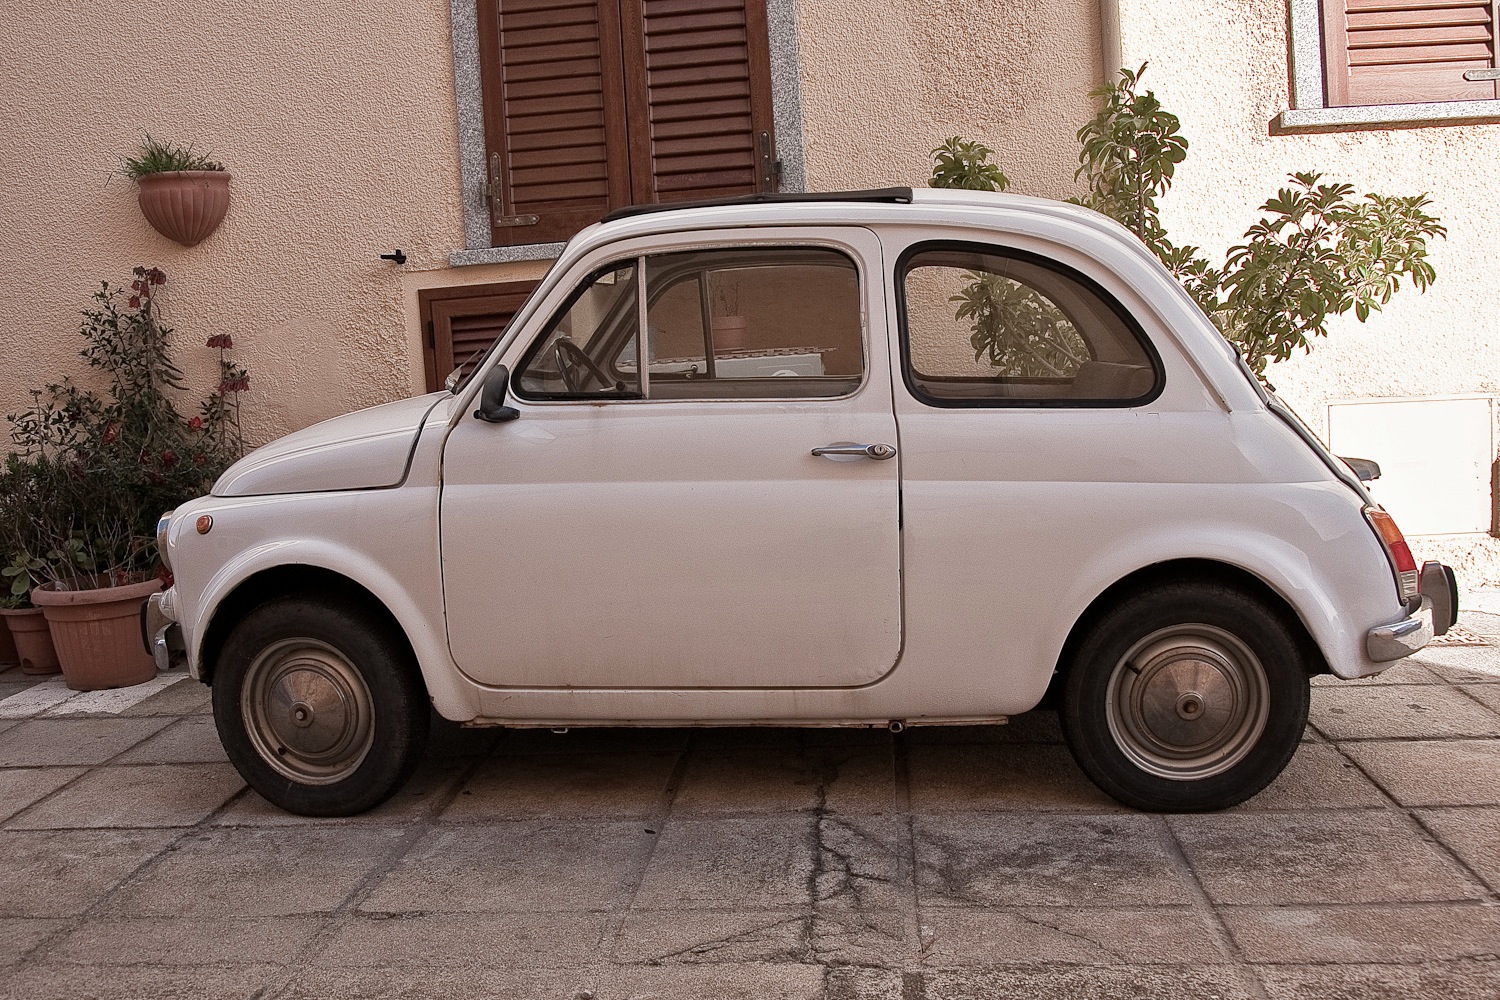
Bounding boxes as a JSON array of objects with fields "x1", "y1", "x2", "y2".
[{"x1": 515, "y1": 262, "x2": 641, "y2": 399}]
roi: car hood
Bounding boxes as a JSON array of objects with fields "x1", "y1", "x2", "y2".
[{"x1": 213, "y1": 393, "x2": 449, "y2": 497}]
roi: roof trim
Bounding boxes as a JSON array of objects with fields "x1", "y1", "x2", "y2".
[{"x1": 600, "y1": 187, "x2": 914, "y2": 223}]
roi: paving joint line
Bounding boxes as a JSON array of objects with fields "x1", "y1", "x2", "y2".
[
  {"x1": 1, "y1": 711, "x2": 189, "y2": 830},
  {"x1": 10, "y1": 774, "x2": 259, "y2": 975},
  {"x1": 1156, "y1": 814, "x2": 1269, "y2": 1000},
  {"x1": 242, "y1": 730, "x2": 503, "y2": 1000},
  {"x1": 1322, "y1": 737, "x2": 1500, "y2": 902},
  {"x1": 598, "y1": 731, "x2": 695, "y2": 967}
]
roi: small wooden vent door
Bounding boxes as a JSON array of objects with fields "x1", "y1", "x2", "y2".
[{"x1": 422, "y1": 281, "x2": 541, "y2": 392}]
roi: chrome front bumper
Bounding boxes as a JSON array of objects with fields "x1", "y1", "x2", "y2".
[
  {"x1": 140, "y1": 589, "x2": 183, "y2": 673},
  {"x1": 1366, "y1": 561, "x2": 1458, "y2": 662}
]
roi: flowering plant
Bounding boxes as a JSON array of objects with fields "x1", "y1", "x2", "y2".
[{"x1": 3, "y1": 267, "x2": 250, "y2": 590}]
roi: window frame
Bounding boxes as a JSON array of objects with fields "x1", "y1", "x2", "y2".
[
  {"x1": 1279, "y1": 0, "x2": 1500, "y2": 131},
  {"x1": 893, "y1": 240, "x2": 1165, "y2": 411},
  {"x1": 511, "y1": 242, "x2": 871, "y2": 405}
]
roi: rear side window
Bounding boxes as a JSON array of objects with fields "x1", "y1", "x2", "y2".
[{"x1": 898, "y1": 243, "x2": 1161, "y2": 406}]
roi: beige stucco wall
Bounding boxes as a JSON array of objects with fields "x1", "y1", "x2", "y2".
[
  {"x1": 0, "y1": 0, "x2": 510, "y2": 446},
  {"x1": 793, "y1": 0, "x2": 1103, "y2": 198}
]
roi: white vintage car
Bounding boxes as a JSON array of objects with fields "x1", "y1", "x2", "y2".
[{"x1": 149, "y1": 188, "x2": 1457, "y2": 816}]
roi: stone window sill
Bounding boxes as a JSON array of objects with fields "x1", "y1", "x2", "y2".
[
  {"x1": 1276, "y1": 100, "x2": 1500, "y2": 133},
  {"x1": 449, "y1": 243, "x2": 567, "y2": 267}
]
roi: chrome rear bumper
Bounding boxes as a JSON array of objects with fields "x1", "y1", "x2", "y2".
[{"x1": 1366, "y1": 561, "x2": 1458, "y2": 662}]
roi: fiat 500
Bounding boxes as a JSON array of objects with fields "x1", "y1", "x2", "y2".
[{"x1": 149, "y1": 188, "x2": 1458, "y2": 816}]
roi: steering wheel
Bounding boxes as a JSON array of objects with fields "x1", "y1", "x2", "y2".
[{"x1": 553, "y1": 337, "x2": 617, "y2": 393}]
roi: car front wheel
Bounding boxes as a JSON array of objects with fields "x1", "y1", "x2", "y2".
[
  {"x1": 212, "y1": 597, "x2": 429, "y2": 816},
  {"x1": 1060, "y1": 581, "x2": 1311, "y2": 812}
]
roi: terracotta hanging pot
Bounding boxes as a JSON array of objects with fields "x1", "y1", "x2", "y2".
[
  {"x1": 32, "y1": 577, "x2": 162, "y2": 691},
  {"x1": 136, "y1": 170, "x2": 231, "y2": 247},
  {"x1": 0, "y1": 607, "x2": 61, "y2": 675},
  {"x1": 712, "y1": 315, "x2": 748, "y2": 353}
]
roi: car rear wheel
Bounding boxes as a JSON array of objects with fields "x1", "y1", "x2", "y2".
[
  {"x1": 1060, "y1": 581, "x2": 1310, "y2": 812},
  {"x1": 212, "y1": 597, "x2": 429, "y2": 816}
]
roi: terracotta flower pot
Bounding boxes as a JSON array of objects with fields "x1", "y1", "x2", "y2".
[
  {"x1": 712, "y1": 315, "x2": 748, "y2": 353},
  {"x1": 0, "y1": 611, "x2": 16, "y2": 666},
  {"x1": 136, "y1": 170, "x2": 231, "y2": 247},
  {"x1": 32, "y1": 578, "x2": 162, "y2": 691},
  {"x1": 0, "y1": 607, "x2": 61, "y2": 675}
]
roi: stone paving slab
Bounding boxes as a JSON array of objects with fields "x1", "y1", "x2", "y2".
[
  {"x1": 1308, "y1": 683, "x2": 1500, "y2": 740},
  {"x1": 1169, "y1": 811, "x2": 1485, "y2": 905},
  {"x1": 0, "y1": 717, "x2": 172, "y2": 767},
  {"x1": 4, "y1": 762, "x2": 246, "y2": 830},
  {"x1": 1220, "y1": 902, "x2": 1500, "y2": 964},
  {"x1": 1413, "y1": 806, "x2": 1500, "y2": 888},
  {"x1": 1343, "y1": 739, "x2": 1500, "y2": 806}
]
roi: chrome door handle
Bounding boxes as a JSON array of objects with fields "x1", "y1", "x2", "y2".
[{"x1": 811, "y1": 442, "x2": 897, "y2": 460}]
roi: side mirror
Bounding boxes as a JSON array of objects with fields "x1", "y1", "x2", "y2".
[
  {"x1": 473, "y1": 365, "x2": 520, "y2": 423},
  {"x1": 1340, "y1": 456, "x2": 1381, "y2": 483},
  {"x1": 444, "y1": 367, "x2": 463, "y2": 392}
]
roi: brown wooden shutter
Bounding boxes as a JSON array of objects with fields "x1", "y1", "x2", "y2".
[
  {"x1": 421, "y1": 281, "x2": 541, "y2": 391},
  {"x1": 477, "y1": 0, "x2": 634, "y2": 245},
  {"x1": 1322, "y1": 0, "x2": 1499, "y2": 106},
  {"x1": 619, "y1": 0, "x2": 778, "y2": 203}
]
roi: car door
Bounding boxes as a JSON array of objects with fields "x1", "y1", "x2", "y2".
[{"x1": 439, "y1": 227, "x2": 902, "y2": 689}]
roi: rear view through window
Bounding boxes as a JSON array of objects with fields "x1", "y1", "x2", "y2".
[{"x1": 899, "y1": 244, "x2": 1159, "y2": 405}]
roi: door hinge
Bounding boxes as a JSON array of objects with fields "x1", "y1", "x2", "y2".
[
  {"x1": 487, "y1": 151, "x2": 540, "y2": 227},
  {"x1": 757, "y1": 131, "x2": 781, "y2": 193}
]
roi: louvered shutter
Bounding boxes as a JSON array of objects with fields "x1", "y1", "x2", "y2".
[
  {"x1": 619, "y1": 0, "x2": 778, "y2": 203},
  {"x1": 1322, "y1": 0, "x2": 1500, "y2": 106},
  {"x1": 422, "y1": 282, "x2": 540, "y2": 391},
  {"x1": 477, "y1": 0, "x2": 634, "y2": 245}
]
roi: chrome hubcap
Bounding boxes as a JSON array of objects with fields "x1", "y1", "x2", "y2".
[
  {"x1": 1105, "y1": 624, "x2": 1270, "y2": 780},
  {"x1": 242, "y1": 639, "x2": 374, "y2": 784}
]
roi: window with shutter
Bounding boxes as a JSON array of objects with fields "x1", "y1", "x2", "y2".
[
  {"x1": 421, "y1": 281, "x2": 541, "y2": 391},
  {"x1": 619, "y1": 0, "x2": 778, "y2": 202},
  {"x1": 476, "y1": 0, "x2": 777, "y2": 246},
  {"x1": 1322, "y1": 0, "x2": 1500, "y2": 107}
]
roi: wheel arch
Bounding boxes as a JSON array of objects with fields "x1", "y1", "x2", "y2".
[
  {"x1": 198, "y1": 565, "x2": 418, "y2": 688},
  {"x1": 1048, "y1": 558, "x2": 1330, "y2": 702}
]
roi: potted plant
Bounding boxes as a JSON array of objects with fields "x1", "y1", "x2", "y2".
[
  {"x1": 0, "y1": 461, "x2": 61, "y2": 675},
  {"x1": 709, "y1": 280, "x2": 747, "y2": 353},
  {"x1": 7, "y1": 266, "x2": 248, "y2": 690},
  {"x1": 121, "y1": 136, "x2": 231, "y2": 248}
]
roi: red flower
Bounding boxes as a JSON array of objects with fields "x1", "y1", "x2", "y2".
[
  {"x1": 128, "y1": 296, "x2": 141, "y2": 308},
  {"x1": 188, "y1": 416, "x2": 203, "y2": 431},
  {"x1": 147, "y1": 268, "x2": 166, "y2": 286},
  {"x1": 102, "y1": 424, "x2": 117, "y2": 445},
  {"x1": 160, "y1": 449, "x2": 177, "y2": 467},
  {"x1": 205, "y1": 334, "x2": 233, "y2": 350},
  {"x1": 218, "y1": 375, "x2": 249, "y2": 394}
]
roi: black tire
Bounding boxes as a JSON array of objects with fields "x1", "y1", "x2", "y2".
[
  {"x1": 211, "y1": 597, "x2": 430, "y2": 817},
  {"x1": 1060, "y1": 580, "x2": 1310, "y2": 812}
]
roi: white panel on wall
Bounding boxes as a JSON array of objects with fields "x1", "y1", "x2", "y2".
[{"x1": 1327, "y1": 396, "x2": 1494, "y2": 536}]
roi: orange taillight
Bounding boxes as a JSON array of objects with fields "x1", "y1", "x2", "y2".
[{"x1": 1365, "y1": 506, "x2": 1419, "y2": 602}]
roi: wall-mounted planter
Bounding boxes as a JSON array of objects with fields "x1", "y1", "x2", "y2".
[{"x1": 136, "y1": 170, "x2": 231, "y2": 247}]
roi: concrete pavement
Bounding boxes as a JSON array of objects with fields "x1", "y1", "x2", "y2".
[{"x1": 2, "y1": 611, "x2": 1500, "y2": 999}]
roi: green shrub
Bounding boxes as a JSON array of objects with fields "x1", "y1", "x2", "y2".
[{"x1": 930, "y1": 64, "x2": 1446, "y2": 376}]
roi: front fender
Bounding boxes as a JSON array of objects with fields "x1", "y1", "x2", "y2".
[{"x1": 168, "y1": 489, "x2": 480, "y2": 721}]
